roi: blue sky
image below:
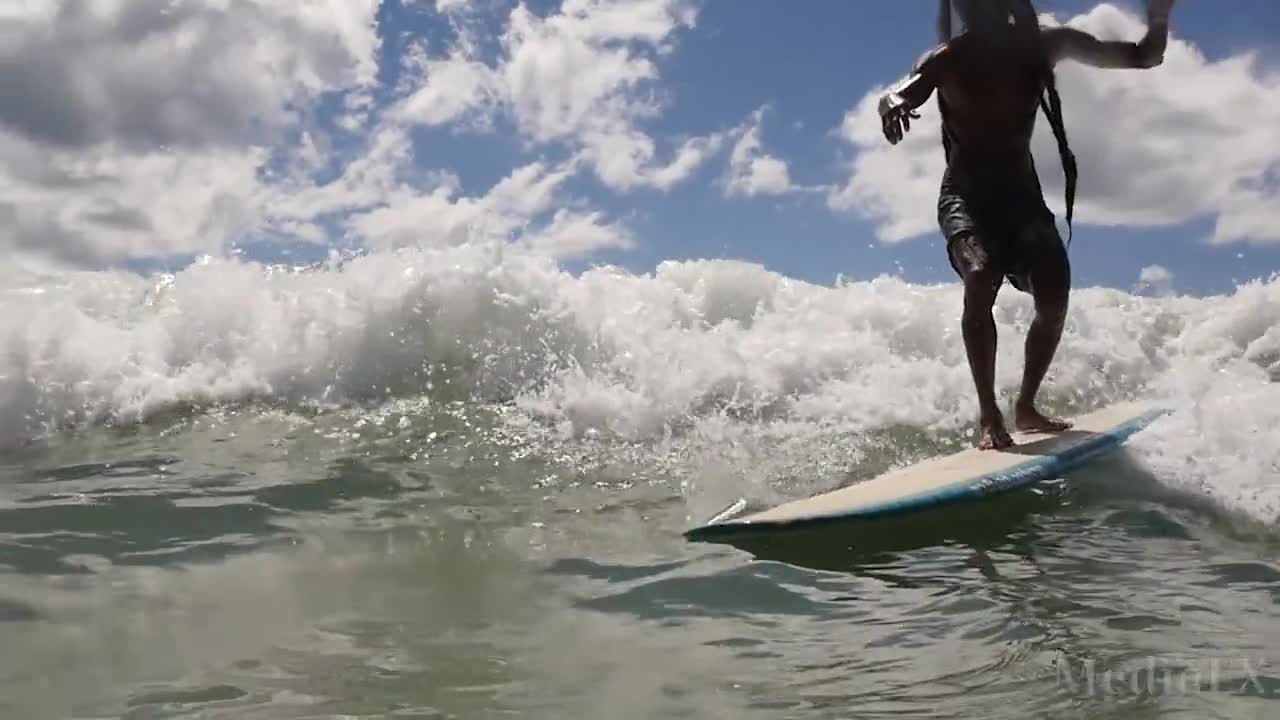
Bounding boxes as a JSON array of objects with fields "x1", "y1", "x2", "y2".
[
  {"x1": 361, "y1": 0, "x2": 1280, "y2": 296},
  {"x1": 5, "y1": 1, "x2": 1280, "y2": 297}
]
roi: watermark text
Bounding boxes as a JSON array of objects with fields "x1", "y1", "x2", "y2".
[{"x1": 1054, "y1": 654, "x2": 1274, "y2": 698}]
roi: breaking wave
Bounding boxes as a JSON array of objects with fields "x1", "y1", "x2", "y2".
[{"x1": 2, "y1": 244, "x2": 1277, "y2": 523}]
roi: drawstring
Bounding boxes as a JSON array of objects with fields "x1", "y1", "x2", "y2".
[
  {"x1": 1040, "y1": 82, "x2": 1076, "y2": 245},
  {"x1": 1019, "y1": 0, "x2": 1077, "y2": 246}
]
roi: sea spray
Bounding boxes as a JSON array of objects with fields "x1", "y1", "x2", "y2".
[{"x1": 1, "y1": 249, "x2": 1277, "y2": 523}]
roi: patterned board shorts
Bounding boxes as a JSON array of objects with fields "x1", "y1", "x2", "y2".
[{"x1": 937, "y1": 168, "x2": 1069, "y2": 295}]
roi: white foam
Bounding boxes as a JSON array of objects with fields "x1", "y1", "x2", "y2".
[{"x1": 2, "y1": 249, "x2": 1277, "y2": 524}]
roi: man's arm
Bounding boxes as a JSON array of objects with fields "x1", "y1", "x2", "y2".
[
  {"x1": 1045, "y1": 26, "x2": 1166, "y2": 68},
  {"x1": 887, "y1": 45, "x2": 946, "y2": 110},
  {"x1": 878, "y1": 44, "x2": 947, "y2": 144},
  {"x1": 1045, "y1": 1, "x2": 1173, "y2": 69}
]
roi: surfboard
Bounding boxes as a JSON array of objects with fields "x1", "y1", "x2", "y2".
[{"x1": 684, "y1": 400, "x2": 1169, "y2": 542}]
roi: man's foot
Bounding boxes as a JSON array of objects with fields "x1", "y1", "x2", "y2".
[
  {"x1": 1014, "y1": 404, "x2": 1073, "y2": 433},
  {"x1": 978, "y1": 418, "x2": 1014, "y2": 450}
]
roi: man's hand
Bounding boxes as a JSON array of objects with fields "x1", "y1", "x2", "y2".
[
  {"x1": 878, "y1": 50, "x2": 942, "y2": 145},
  {"x1": 879, "y1": 92, "x2": 921, "y2": 145}
]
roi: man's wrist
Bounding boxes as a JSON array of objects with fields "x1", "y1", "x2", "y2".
[{"x1": 878, "y1": 94, "x2": 896, "y2": 118}]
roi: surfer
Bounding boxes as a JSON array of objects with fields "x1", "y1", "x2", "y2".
[{"x1": 877, "y1": 0, "x2": 1175, "y2": 449}]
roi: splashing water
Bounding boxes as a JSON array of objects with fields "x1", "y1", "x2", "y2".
[{"x1": 1, "y1": 247, "x2": 1277, "y2": 524}]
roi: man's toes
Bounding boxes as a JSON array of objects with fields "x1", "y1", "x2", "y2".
[{"x1": 979, "y1": 426, "x2": 1014, "y2": 450}]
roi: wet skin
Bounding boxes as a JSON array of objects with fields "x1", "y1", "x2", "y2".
[{"x1": 876, "y1": 1, "x2": 1174, "y2": 449}]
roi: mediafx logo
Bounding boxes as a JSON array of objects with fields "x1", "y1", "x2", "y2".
[{"x1": 1053, "y1": 653, "x2": 1275, "y2": 698}]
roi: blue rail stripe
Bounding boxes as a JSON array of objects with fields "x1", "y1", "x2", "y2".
[{"x1": 684, "y1": 408, "x2": 1169, "y2": 542}]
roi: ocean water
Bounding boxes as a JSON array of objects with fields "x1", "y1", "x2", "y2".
[{"x1": 1, "y1": 246, "x2": 1278, "y2": 719}]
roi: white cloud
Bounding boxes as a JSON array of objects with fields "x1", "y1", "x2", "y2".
[
  {"x1": 0, "y1": 1, "x2": 637, "y2": 268},
  {"x1": 0, "y1": 136, "x2": 267, "y2": 264},
  {"x1": 722, "y1": 107, "x2": 793, "y2": 198},
  {"x1": 585, "y1": 128, "x2": 727, "y2": 191},
  {"x1": 258, "y1": 125, "x2": 413, "y2": 232},
  {"x1": 394, "y1": 52, "x2": 504, "y2": 128},
  {"x1": 0, "y1": 0, "x2": 383, "y2": 266},
  {"x1": 0, "y1": 0, "x2": 380, "y2": 151},
  {"x1": 828, "y1": 3, "x2": 1280, "y2": 246},
  {"x1": 300, "y1": 152, "x2": 630, "y2": 261},
  {"x1": 1141, "y1": 262, "x2": 1172, "y2": 286},
  {"x1": 826, "y1": 86, "x2": 942, "y2": 242},
  {"x1": 522, "y1": 208, "x2": 634, "y2": 260},
  {"x1": 396, "y1": 0, "x2": 720, "y2": 191}
]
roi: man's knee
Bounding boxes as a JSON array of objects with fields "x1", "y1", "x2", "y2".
[
  {"x1": 1033, "y1": 279, "x2": 1070, "y2": 326},
  {"x1": 1038, "y1": 291, "x2": 1068, "y2": 320},
  {"x1": 963, "y1": 266, "x2": 1001, "y2": 296},
  {"x1": 1032, "y1": 251, "x2": 1070, "y2": 306},
  {"x1": 961, "y1": 267, "x2": 1002, "y2": 325},
  {"x1": 1024, "y1": 218, "x2": 1071, "y2": 293}
]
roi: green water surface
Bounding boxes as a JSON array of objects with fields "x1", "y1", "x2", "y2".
[{"x1": 0, "y1": 404, "x2": 1276, "y2": 719}]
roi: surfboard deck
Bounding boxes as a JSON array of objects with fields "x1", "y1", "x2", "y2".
[{"x1": 684, "y1": 400, "x2": 1169, "y2": 542}]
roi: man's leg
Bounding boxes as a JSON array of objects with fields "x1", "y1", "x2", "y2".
[
  {"x1": 939, "y1": 175, "x2": 1015, "y2": 449},
  {"x1": 1013, "y1": 216, "x2": 1073, "y2": 432},
  {"x1": 950, "y1": 233, "x2": 1012, "y2": 449}
]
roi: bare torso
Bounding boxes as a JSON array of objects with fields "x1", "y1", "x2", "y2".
[{"x1": 934, "y1": 32, "x2": 1048, "y2": 181}]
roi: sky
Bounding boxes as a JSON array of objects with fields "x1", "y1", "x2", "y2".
[{"x1": 2, "y1": 0, "x2": 1279, "y2": 297}]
